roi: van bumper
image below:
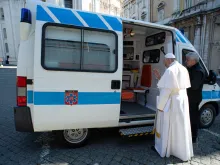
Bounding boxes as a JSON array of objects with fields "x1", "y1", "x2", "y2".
[{"x1": 14, "y1": 106, "x2": 34, "y2": 132}]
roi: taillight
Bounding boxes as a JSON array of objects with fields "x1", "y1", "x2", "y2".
[
  {"x1": 17, "y1": 76, "x2": 26, "y2": 87},
  {"x1": 17, "y1": 76, "x2": 27, "y2": 106},
  {"x1": 17, "y1": 96, "x2": 27, "y2": 106}
]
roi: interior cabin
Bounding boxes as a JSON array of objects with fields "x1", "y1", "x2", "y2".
[{"x1": 120, "y1": 22, "x2": 174, "y2": 122}]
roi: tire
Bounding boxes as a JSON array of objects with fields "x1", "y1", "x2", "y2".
[
  {"x1": 55, "y1": 128, "x2": 90, "y2": 148},
  {"x1": 199, "y1": 104, "x2": 216, "y2": 128}
]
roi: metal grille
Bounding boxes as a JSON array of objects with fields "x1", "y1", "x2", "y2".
[{"x1": 119, "y1": 126, "x2": 154, "y2": 135}]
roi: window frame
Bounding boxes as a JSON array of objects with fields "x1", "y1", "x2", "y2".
[
  {"x1": 5, "y1": 43, "x2": 9, "y2": 53},
  {"x1": 158, "y1": 8, "x2": 165, "y2": 21},
  {"x1": 41, "y1": 22, "x2": 118, "y2": 73},
  {"x1": 3, "y1": 28, "x2": 7, "y2": 39},
  {"x1": 142, "y1": 49, "x2": 161, "y2": 64},
  {"x1": 0, "y1": 8, "x2": 4, "y2": 20},
  {"x1": 145, "y1": 32, "x2": 166, "y2": 47},
  {"x1": 182, "y1": 49, "x2": 209, "y2": 76}
]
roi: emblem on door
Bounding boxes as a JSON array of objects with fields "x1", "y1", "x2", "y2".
[{"x1": 65, "y1": 90, "x2": 78, "y2": 105}]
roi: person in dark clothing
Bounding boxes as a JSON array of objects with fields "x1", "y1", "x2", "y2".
[{"x1": 185, "y1": 52, "x2": 206, "y2": 143}]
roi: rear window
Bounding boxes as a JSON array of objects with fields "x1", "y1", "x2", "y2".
[{"x1": 42, "y1": 23, "x2": 118, "y2": 73}]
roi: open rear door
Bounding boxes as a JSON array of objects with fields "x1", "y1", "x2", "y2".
[{"x1": 32, "y1": 4, "x2": 123, "y2": 131}]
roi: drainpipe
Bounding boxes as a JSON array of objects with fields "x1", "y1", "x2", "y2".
[
  {"x1": 208, "y1": 14, "x2": 214, "y2": 69},
  {"x1": 137, "y1": 0, "x2": 139, "y2": 20},
  {"x1": 201, "y1": 15, "x2": 207, "y2": 62},
  {"x1": 150, "y1": 0, "x2": 153, "y2": 22}
]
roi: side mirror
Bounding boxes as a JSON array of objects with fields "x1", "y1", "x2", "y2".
[{"x1": 205, "y1": 70, "x2": 217, "y2": 85}]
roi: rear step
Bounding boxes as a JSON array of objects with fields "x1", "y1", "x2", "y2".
[
  {"x1": 119, "y1": 126, "x2": 154, "y2": 138},
  {"x1": 120, "y1": 113, "x2": 156, "y2": 119},
  {"x1": 119, "y1": 114, "x2": 156, "y2": 123}
]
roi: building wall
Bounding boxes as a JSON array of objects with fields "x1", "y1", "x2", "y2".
[
  {"x1": 152, "y1": 0, "x2": 207, "y2": 23},
  {"x1": 0, "y1": 0, "x2": 64, "y2": 65},
  {"x1": 71, "y1": 0, "x2": 122, "y2": 16},
  {"x1": 152, "y1": 0, "x2": 175, "y2": 23},
  {"x1": 208, "y1": 13, "x2": 220, "y2": 75},
  {"x1": 99, "y1": 0, "x2": 122, "y2": 16},
  {"x1": 149, "y1": 0, "x2": 220, "y2": 74},
  {"x1": 122, "y1": 0, "x2": 150, "y2": 22},
  {"x1": 0, "y1": 0, "x2": 25, "y2": 65}
]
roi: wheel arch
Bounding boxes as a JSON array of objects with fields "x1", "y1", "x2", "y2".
[{"x1": 200, "y1": 101, "x2": 219, "y2": 116}]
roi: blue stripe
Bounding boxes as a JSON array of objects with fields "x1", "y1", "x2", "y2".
[
  {"x1": 202, "y1": 91, "x2": 212, "y2": 99},
  {"x1": 176, "y1": 37, "x2": 180, "y2": 42},
  {"x1": 28, "y1": 91, "x2": 120, "y2": 105},
  {"x1": 36, "y1": 5, "x2": 54, "y2": 22},
  {"x1": 177, "y1": 30, "x2": 191, "y2": 43},
  {"x1": 27, "y1": 91, "x2": 33, "y2": 104},
  {"x1": 176, "y1": 32, "x2": 186, "y2": 43},
  {"x1": 175, "y1": 29, "x2": 192, "y2": 44},
  {"x1": 211, "y1": 91, "x2": 220, "y2": 99},
  {"x1": 48, "y1": 7, "x2": 83, "y2": 26},
  {"x1": 36, "y1": 5, "x2": 122, "y2": 32},
  {"x1": 34, "y1": 92, "x2": 64, "y2": 105},
  {"x1": 183, "y1": 35, "x2": 191, "y2": 44},
  {"x1": 28, "y1": 91, "x2": 220, "y2": 105},
  {"x1": 78, "y1": 92, "x2": 120, "y2": 104},
  {"x1": 102, "y1": 15, "x2": 122, "y2": 32},
  {"x1": 177, "y1": 29, "x2": 191, "y2": 44},
  {"x1": 77, "y1": 11, "x2": 108, "y2": 30},
  {"x1": 202, "y1": 91, "x2": 220, "y2": 100}
]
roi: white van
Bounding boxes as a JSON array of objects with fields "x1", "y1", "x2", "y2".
[{"x1": 14, "y1": 0, "x2": 220, "y2": 147}]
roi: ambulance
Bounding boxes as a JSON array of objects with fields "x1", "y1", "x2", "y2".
[{"x1": 14, "y1": 0, "x2": 220, "y2": 147}]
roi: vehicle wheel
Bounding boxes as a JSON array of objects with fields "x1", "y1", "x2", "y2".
[
  {"x1": 199, "y1": 104, "x2": 216, "y2": 128},
  {"x1": 56, "y1": 128, "x2": 90, "y2": 148}
]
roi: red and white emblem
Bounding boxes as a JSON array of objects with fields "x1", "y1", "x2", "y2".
[{"x1": 65, "y1": 90, "x2": 78, "y2": 105}]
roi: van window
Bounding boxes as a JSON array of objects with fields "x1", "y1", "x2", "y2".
[
  {"x1": 145, "y1": 32, "x2": 166, "y2": 47},
  {"x1": 42, "y1": 24, "x2": 117, "y2": 73},
  {"x1": 182, "y1": 49, "x2": 208, "y2": 76},
  {"x1": 142, "y1": 49, "x2": 160, "y2": 63},
  {"x1": 83, "y1": 30, "x2": 116, "y2": 71},
  {"x1": 45, "y1": 39, "x2": 81, "y2": 69}
]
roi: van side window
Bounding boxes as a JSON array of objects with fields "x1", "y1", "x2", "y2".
[
  {"x1": 182, "y1": 49, "x2": 208, "y2": 76},
  {"x1": 42, "y1": 24, "x2": 117, "y2": 73}
]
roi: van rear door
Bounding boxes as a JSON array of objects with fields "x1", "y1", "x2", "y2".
[{"x1": 32, "y1": 5, "x2": 123, "y2": 131}]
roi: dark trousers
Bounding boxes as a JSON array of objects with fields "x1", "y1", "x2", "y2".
[{"x1": 189, "y1": 102, "x2": 200, "y2": 139}]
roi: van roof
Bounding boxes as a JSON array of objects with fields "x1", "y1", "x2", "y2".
[
  {"x1": 28, "y1": 0, "x2": 175, "y2": 30},
  {"x1": 27, "y1": 0, "x2": 194, "y2": 47}
]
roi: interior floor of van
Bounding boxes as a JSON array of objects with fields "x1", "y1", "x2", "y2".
[{"x1": 120, "y1": 102, "x2": 155, "y2": 116}]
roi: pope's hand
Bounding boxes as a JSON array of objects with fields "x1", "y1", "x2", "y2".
[
  {"x1": 158, "y1": 109, "x2": 163, "y2": 112},
  {"x1": 153, "y1": 69, "x2": 161, "y2": 80}
]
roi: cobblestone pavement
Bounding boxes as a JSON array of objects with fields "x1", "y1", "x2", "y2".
[{"x1": 0, "y1": 68, "x2": 220, "y2": 165}]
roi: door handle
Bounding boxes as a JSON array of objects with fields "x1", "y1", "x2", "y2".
[{"x1": 111, "y1": 80, "x2": 121, "y2": 89}]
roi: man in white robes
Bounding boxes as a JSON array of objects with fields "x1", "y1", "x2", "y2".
[{"x1": 152, "y1": 53, "x2": 194, "y2": 161}]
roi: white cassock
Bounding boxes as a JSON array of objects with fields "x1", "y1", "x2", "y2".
[{"x1": 153, "y1": 60, "x2": 194, "y2": 161}]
